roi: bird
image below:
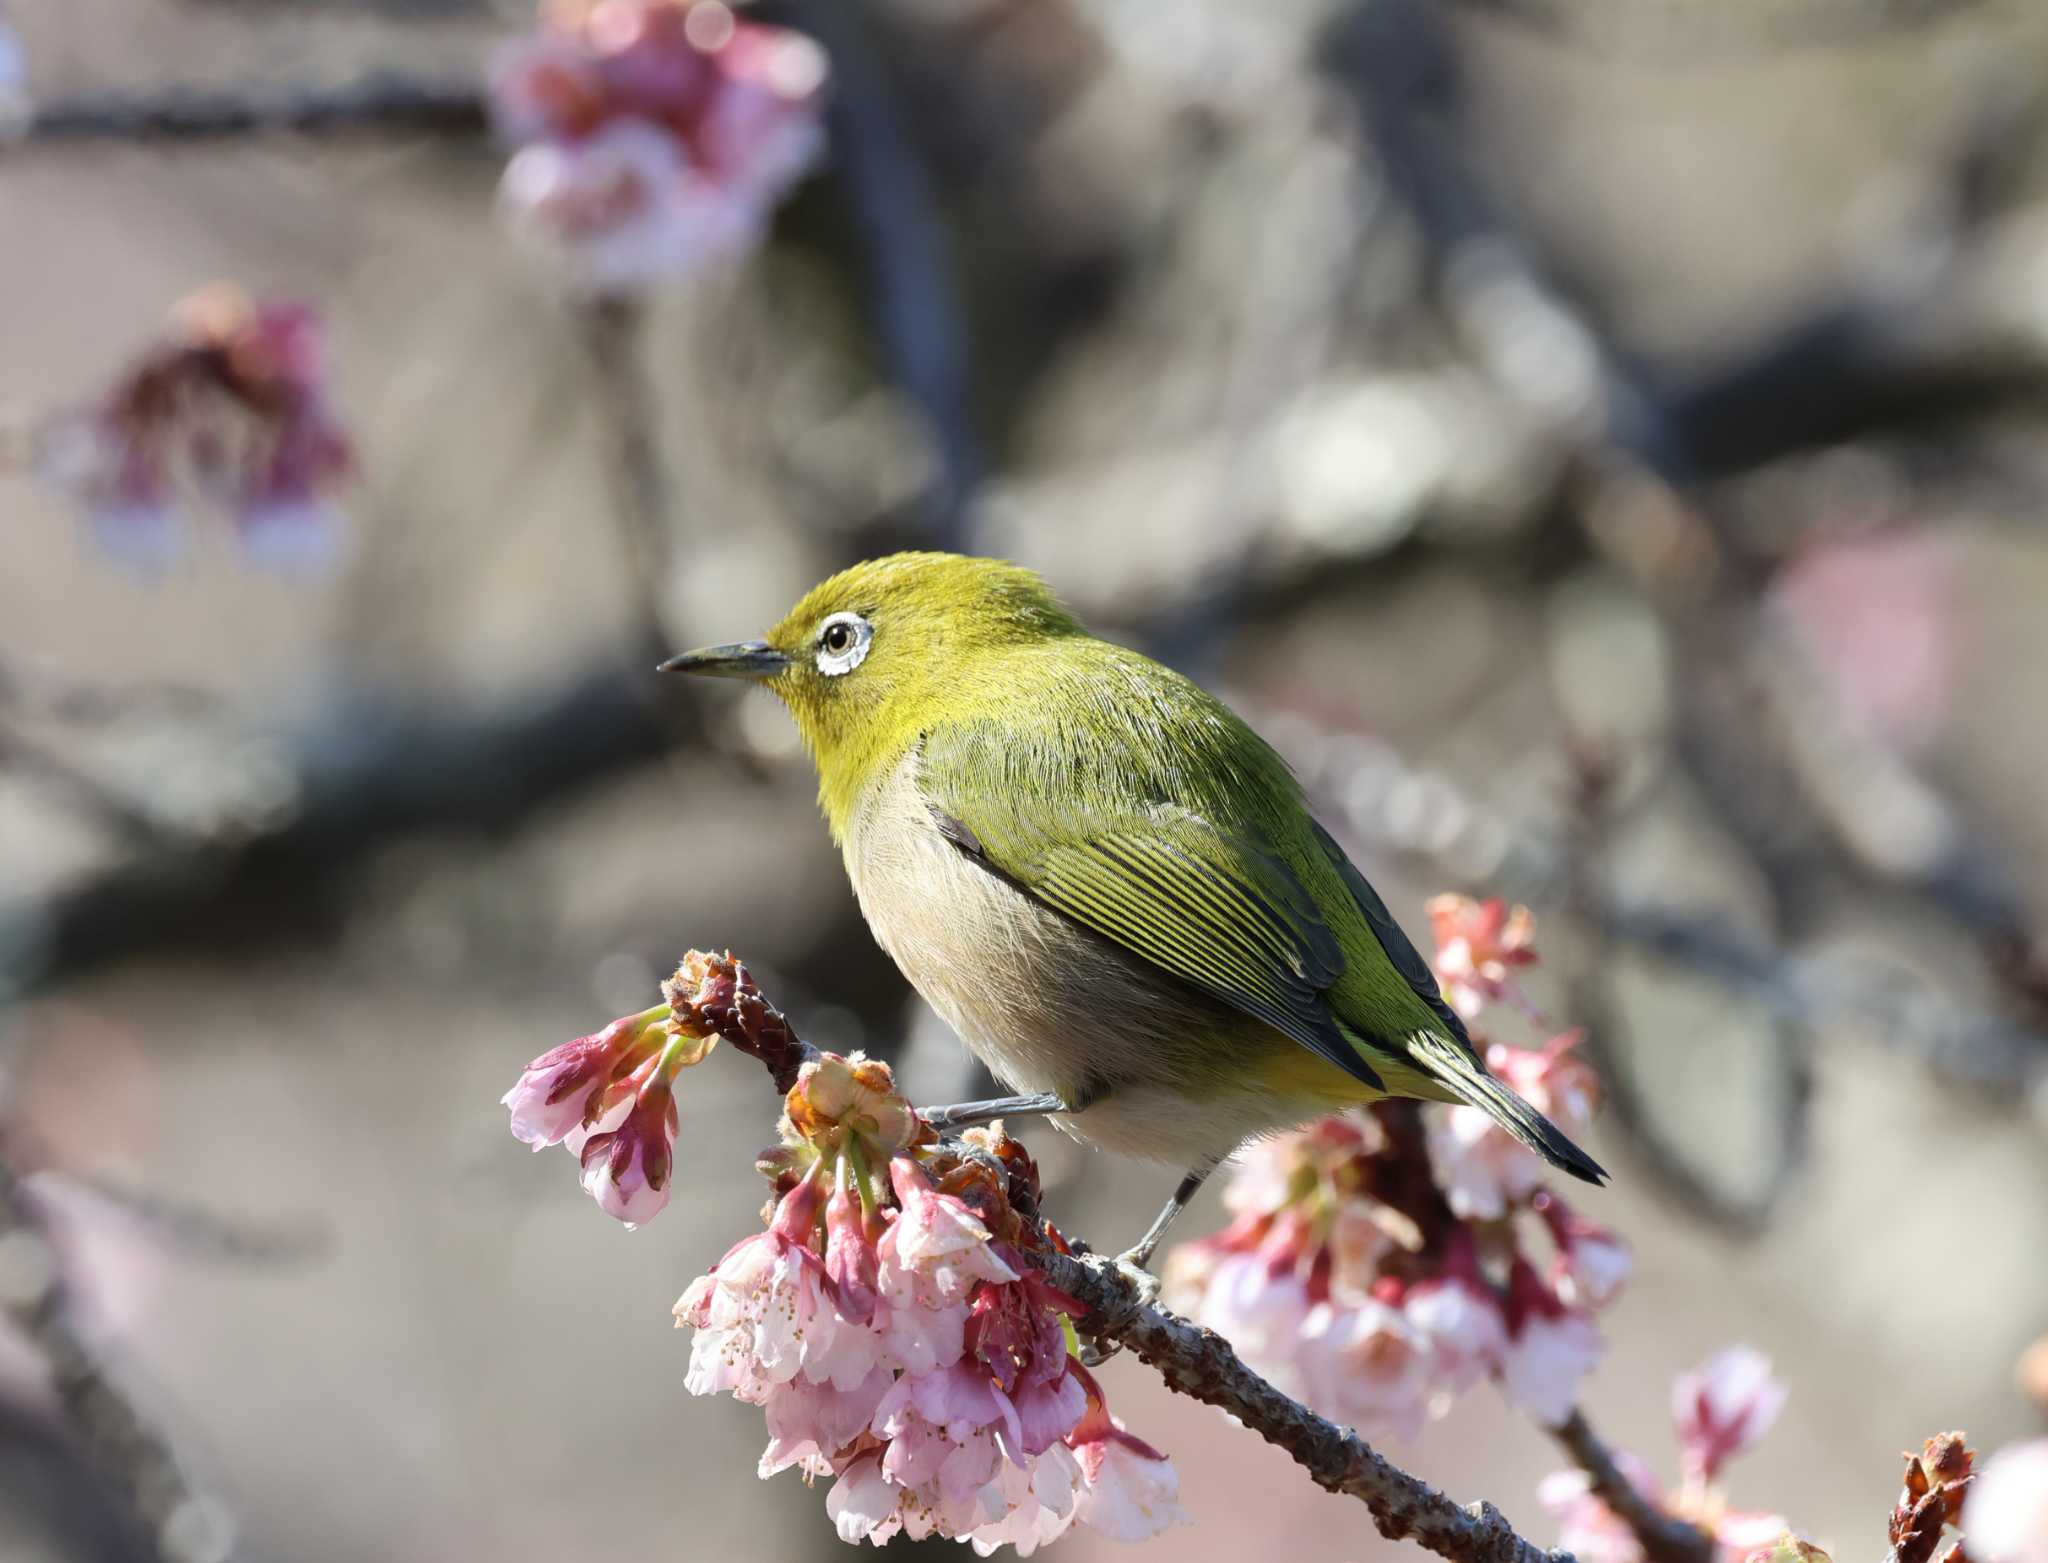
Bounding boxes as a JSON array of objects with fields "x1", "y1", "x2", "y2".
[{"x1": 661, "y1": 552, "x2": 1605, "y2": 1270}]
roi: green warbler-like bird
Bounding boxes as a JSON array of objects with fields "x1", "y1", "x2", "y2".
[{"x1": 662, "y1": 553, "x2": 1604, "y2": 1264}]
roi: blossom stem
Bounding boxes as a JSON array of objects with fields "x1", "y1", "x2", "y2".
[
  {"x1": 1551, "y1": 1411, "x2": 1714, "y2": 1563},
  {"x1": 842, "y1": 1136, "x2": 877, "y2": 1217}
]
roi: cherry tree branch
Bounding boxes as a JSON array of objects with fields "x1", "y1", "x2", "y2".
[
  {"x1": 1551, "y1": 1412, "x2": 1714, "y2": 1563},
  {"x1": 1034, "y1": 1245, "x2": 1572, "y2": 1563}
]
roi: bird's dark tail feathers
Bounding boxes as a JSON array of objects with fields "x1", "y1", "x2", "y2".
[{"x1": 1405, "y1": 1031, "x2": 1608, "y2": 1186}]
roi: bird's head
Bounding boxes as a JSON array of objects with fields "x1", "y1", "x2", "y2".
[{"x1": 661, "y1": 552, "x2": 1080, "y2": 820}]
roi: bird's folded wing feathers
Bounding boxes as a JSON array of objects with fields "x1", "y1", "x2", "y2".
[
  {"x1": 919, "y1": 741, "x2": 1384, "y2": 1091},
  {"x1": 1307, "y1": 819, "x2": 1484, "y2": 1061}
]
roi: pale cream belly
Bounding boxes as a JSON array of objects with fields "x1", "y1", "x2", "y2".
[{"x1": 842, "y1": 751, "x2": 1365, "y2": 1165}]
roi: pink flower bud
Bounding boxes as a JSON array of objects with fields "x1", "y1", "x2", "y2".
[
  {"x1": 824, "y1": 1161, "x2": 880, "y2": 1325},
  {"x1": 578, "y1": 1075, "x2": 678, "y2": 1226},
  {"x1": 1672, "y1": 1346, "x2": 1787, "y2": 1483},
  {"x1": 501, "y1": 1004, "x2": 669, "y2": 1149}
]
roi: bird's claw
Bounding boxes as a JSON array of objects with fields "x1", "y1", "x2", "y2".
[
  {"x1": 1110, "y1": 1249, "x2": 1164, "y2": 1305},
  {"x1": 1077, "y1": 1250, "x2": 1161, "y2": 1366}
]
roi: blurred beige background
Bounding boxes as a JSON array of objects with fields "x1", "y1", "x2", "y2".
[{"x1": 2, "y1": 0, "x2": 2046, "y2": 1560}]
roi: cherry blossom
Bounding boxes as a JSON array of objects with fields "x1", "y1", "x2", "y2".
[
  {"x1": 1538, "y1": 1194, "x2": 1633, "y2": 1311},
  {"x1": 1064, "y1": 1363, "x2": 1191, "y2": 1542},
  {"x1": 1541, "y1": 1345, "x2": 1792, "y2": 1563},
  {"x1": 1300, "y1": 1290, "x2": 1434, "y2": 1440},
  {"x1": 1500, "y1": 1260, "x2": 1603, "y2": 1427},
  {"x1": 1672, "y1": 1346, "x2": 1789, "y2": 1484},
  {"x1": 1428, "y1": 893, "x2": 1538, "y2": 1019}
]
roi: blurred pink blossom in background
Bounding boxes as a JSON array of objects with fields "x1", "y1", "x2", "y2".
[
  {"x1": 1966, "y1": 1439, "x2": 2048, "y2": 1563},
  {"x1": 491, "y1": 0, "x2": 828, "y2": 292},
  {"x1": 1769, "y1": 530, "x2": 1959, "y2": 757},
  {"x1": 1165, "y1": 900, "x2": 1629, "y2": 1440},
  {"x1": 1543, "y1": 1347, "x2": 1791, "y2": 1563},
  {"x1": 33, "y1": 286, "x2": 354, "y2": 573}
]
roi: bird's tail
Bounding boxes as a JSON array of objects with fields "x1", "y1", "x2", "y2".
[{"x1": 1403, "y1": 1031, "x2": 1608, "y2": 1186}]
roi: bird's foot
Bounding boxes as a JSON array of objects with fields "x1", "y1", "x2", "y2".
[
  {"x1": 1110, "y1": 1248, "x2": 1164, "y2": 1305},
  {"x1": 1076, "y1": 1249, "x2": 1162, "y2": 1366}
]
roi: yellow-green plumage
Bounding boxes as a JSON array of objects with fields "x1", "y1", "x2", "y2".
[{"x1": 668, "y1": 553, "x2": 1605, "y2": 1183}]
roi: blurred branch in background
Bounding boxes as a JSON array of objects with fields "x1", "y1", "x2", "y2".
[
  {"x1": 0, "y1": 1150, "x2": 234, "y2": 1563},
  {"x1": 1550, "y1": 1412, "x2": 1711, "y2": 1563},
  {"x1": 764, "y1": 0, "x2": 984, "y2": 548},
  {"x1": 6, "y1": 71, "x2": 487, "y2": 144},
  {"x1": 1438, "y1": 0, "x2": 1995, "y2": 60},
  {"x1": 577, "y1": 294, "x2": 684, "y2": 648}
]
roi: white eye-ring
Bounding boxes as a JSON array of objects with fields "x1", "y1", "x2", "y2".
[{"x1": 815, "y1": 611, "x2": 873, "y2": 676}]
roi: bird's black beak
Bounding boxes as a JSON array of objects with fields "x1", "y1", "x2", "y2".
[{"x1": 657, "y1": 640, "x2": 792, "y2": 680}]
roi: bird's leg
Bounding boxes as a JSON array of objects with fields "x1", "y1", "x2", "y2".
[
  {"x1": 1079, "y1": 1159, "x2": 1218, "y2": 1367},
  {"x1": 918, "y1": 1091, "x2": 1072, "y2": 1132},
  {"x1": 1119, "y1": 1160, "x2": 1216, "y2": 1273}
]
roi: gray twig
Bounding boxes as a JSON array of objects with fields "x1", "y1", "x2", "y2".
[
  {"x1": 9, "y1": 73, "x2": 486, "y2": 145},
  {"x1": 1034, "y1": 1247, "x2": 1572, "y2": 1563},
  {"x1": 1551, "y1": 1411, "x2": 1714, "y2": 1563}
]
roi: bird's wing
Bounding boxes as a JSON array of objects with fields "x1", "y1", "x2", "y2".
[
  {"x1": 917, "y1": 734, "x2": 1383, "y2": 1091},
  {"x1": 1306, "y1": 819, "x2": 1482, "y2": 1061}
]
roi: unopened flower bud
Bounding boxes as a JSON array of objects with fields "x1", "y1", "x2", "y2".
[{"x1": 824, "y1": 1160, "x2": 880, "y2": 1325}]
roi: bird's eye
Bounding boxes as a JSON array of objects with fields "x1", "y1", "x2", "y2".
[{"x1": 815, "y1": 612, "x2": 872, "y2": 677}]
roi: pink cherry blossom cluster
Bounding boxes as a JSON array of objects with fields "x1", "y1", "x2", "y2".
[
  {"x1": 503, "y1": 953, "x2": 1189, "y2": 1553},
  {"x1": 34, "y1": 285, "x2": 353, "y2": 572},
  {"x1": 490, "y1": 0, "x2": 828, "y2": 292},
  {"x1": 1164, "y1": 897, "x2": 1625, "y2": 1433},
  {"x1": 1542, "y1": 1346, "x2": 1791, "y2": 1563}
]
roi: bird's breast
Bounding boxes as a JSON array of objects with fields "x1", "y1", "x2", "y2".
[{"x1": 846, "y1": 748, "x2": 1245, "y2": 1090}]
